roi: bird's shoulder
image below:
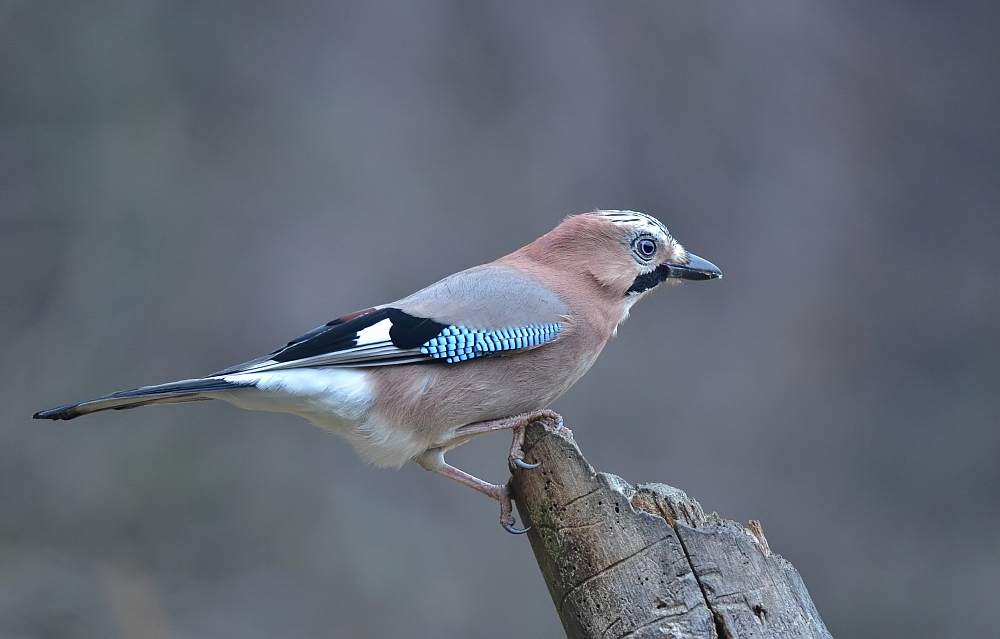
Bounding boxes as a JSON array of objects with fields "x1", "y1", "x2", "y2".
[{"x1": 393, "y1": 262, "x2": 568, "y2": 328}]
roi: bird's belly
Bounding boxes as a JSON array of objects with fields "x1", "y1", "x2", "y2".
[{"x1": 369, "y1": 349, "x2": 598, "y2": 450}]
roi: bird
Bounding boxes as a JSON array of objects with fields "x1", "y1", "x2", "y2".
[{"x1": 34, "y1": 210, "x2": 721, "y2": 532}]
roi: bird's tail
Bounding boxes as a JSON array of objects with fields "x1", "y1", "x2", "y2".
[{"x1": 33, "y1": 377, "x2": 255, "y2": 421}]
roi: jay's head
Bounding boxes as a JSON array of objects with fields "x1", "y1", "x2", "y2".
[{"x1": 524, "y1": 210, "x2": 722, "y2": 301}]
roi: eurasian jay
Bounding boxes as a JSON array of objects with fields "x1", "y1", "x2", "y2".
[{"x1": 34, "y1": 210, "x2": 721, "y2": 532}]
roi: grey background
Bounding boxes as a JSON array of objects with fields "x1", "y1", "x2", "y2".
[{"x1": 2, "y1": 1, "x2": 998, "y2": 637}]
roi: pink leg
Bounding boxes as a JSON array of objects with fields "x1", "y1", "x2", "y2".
[
  {"x1": 413, "y1": 449, "x2": 523, "y2": 533},
  {"x1": 452, "y1": 409, "x2": 563, "y2": 468},
  {"x1": 453, "y1": 409, "x2": 563, "y2": 439},
  {"x1": 414, "y1": 410, "x2": 563, "y2": 533},
  {"x1": 414, "y1": 450, "x2": 503, "y2": 499}
]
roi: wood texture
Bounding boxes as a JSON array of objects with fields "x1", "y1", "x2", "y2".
[{"x1": 510, "y1": 420, "x2": 832, "y2": 639}]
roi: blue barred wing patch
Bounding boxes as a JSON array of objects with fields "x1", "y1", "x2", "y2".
[{"x1": 419, "y1": 323, "x2": 561, "y2": 363}]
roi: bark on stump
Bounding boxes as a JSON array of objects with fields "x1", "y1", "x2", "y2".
[{"x1": 509, "y1": 419, "x2": 832, "y2": 639}]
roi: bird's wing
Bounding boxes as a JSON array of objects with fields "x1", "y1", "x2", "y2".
[{"x1": 215, "y1": 264, "x2": 568, "y2": 374}]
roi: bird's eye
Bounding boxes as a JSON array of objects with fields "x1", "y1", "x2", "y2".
[{"x1": 634, "y1": 238, "x2": 657, "y2": 259}]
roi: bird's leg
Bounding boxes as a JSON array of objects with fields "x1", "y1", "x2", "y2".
[
  {"x1": 414, "y1": 449, "x2": 504, "y2": 499},
  {"x1": 453, "y1": 409, "x2": 564, "y2": 438},
  {"x1": 453, "y1": 409, "x2": 563, "y2": 470},
  {"x1": 413, "y1": 449, "x2": 526, "y2": 534},
  {"x1": 414, "y1": 410, "x2": 563, "y2": 534},
  {"x1": 452, "y1": 409, "x2": 564, "y2": 467}
]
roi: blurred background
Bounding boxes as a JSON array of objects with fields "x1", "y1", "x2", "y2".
[{"x1": 2, "y1": 1, "x2": 998, "y2": 637}]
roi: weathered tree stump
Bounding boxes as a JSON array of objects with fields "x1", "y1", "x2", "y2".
[{"x1": 509, "y1": 419, "x2": 832, "y2": 639}]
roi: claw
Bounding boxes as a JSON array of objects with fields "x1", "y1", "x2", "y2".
[
  {"x1": 544, "y1": 411, "x2": 564, "y2": 431},
  {"x1": 513, "y1": 458, "x2": 541, "y2": 470},
  {"x1": 499, "y1": 481, "x2": 530, "y2": 534}
]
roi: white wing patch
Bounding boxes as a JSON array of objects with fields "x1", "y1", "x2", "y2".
[{"x1": 355, "y1": 318, "x2": 392, "y2": 346}]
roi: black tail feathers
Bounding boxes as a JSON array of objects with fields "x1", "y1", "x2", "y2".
[{"x1": 33, "y1": 378, "x2": 254, "y2": 421}]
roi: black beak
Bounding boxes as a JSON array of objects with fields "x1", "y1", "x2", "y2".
[
  {"x1": 664, "y1": 253, "x2": 722, "y2": 281},
  {"x1": 626, "y1": 252, "x2": 722, "y2": 294}
]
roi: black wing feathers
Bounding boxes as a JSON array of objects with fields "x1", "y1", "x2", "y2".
[
  {"x1": 385, "y1": 310, "x2": 448, "y2": 349},
  {"x1": 270, "y1": 308, "x2": 446, "y2": 364},
  {"x1": 272, "y1": 309, "x2": 386, "y2": 362}
]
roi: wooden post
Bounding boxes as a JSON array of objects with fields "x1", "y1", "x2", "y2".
[{"x1": 509, "y1": 419, "x2": 832, "y2": 639}]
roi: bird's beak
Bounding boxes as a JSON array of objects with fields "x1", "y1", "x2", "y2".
[
  {"x1": 626, "y1": 252, "x2": 722, "y2": 294},
  {"x1": 665, "y1": 253, "x2": 722, "y2": 281}
]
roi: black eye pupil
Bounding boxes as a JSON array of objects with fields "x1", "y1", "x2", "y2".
[{"x1": 638, "y1": 239, "x2": 656, "y2": 257}]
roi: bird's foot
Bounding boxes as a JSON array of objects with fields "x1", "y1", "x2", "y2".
[
  {"x1": 499, "y1": 480, "x2": 529, "y2": 534},
  {"x1": 509, "y1": 409, "x2": 563, "y2": 470}
]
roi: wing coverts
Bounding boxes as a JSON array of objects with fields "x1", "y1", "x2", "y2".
[{"x1": 421, "y1": 323, "x2": 562, "y2": 363}]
